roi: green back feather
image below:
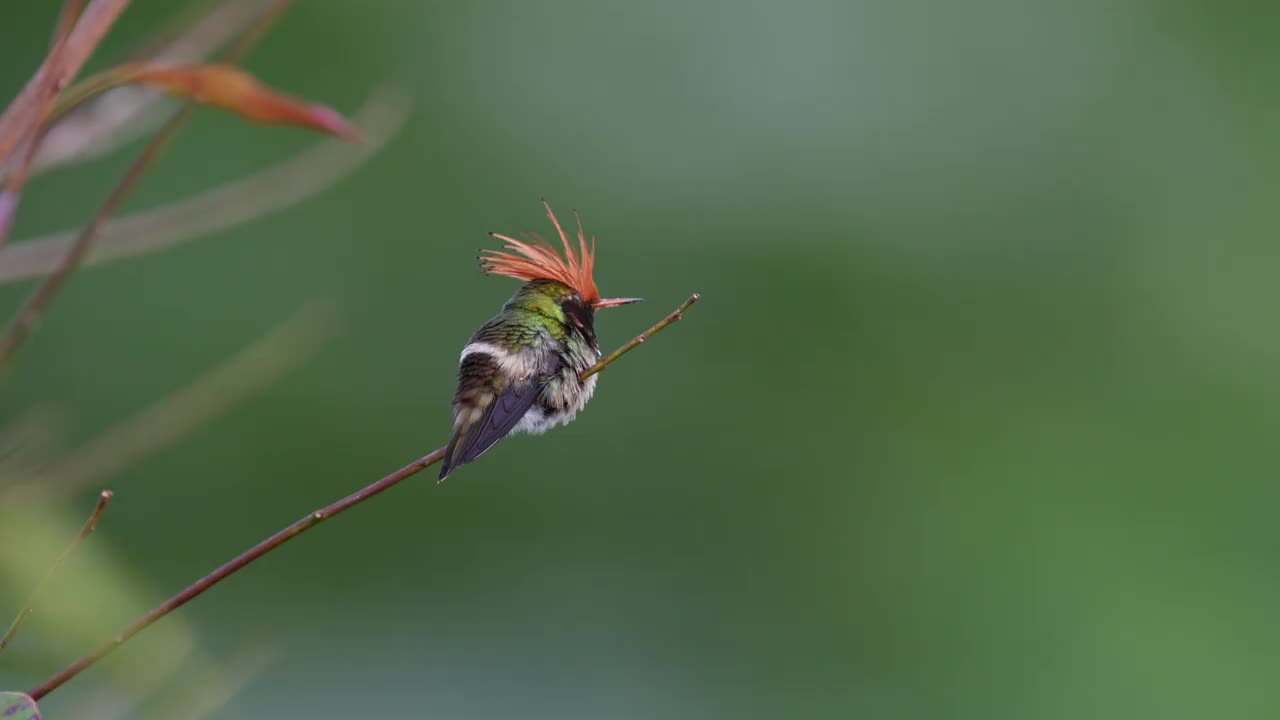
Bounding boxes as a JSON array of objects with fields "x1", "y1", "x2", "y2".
[{"x1": 471, "y1": 280, "x2": 575, "y2": 350}]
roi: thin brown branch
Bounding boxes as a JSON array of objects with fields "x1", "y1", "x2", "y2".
[
  {"x1": 28, "y1": 294, "x2": 700, "y2": 701},
  {"x1": 0, "y1": 88, "x2": 408, "y2": 285},
  {"x1": 580, "y1": 293, "x2": 701, "y2": 380},
  {"x1": 0, "y1": 489, "x2": 113, "y2": 656}
]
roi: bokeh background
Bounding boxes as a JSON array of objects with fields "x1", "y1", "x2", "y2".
[{"x1": 2, "y1": 1, "x2": 1279, "y2": 718}]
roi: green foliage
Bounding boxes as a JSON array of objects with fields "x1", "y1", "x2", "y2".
[{"x1": 0, "y1": 506, "x2": 199, "y2": 691}]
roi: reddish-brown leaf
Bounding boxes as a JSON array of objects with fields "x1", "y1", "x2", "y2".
[{"x1": 122, "y1": 63, "x2": 361, "y2": 141}]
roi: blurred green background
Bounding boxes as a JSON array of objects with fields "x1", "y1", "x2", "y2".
[{"x1": 3, "y1": 1, "x2": 1279, "y2": 717}]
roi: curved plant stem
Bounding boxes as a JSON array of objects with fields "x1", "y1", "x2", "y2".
[
  {"x1": 0, "y1": 0, "x2": 132, "y2": 165},
  {"x1": 0, "y1": 489, "x2": 113, "y2": 656},
  {"x1": 44, "y1": 67, "x2": 160, "y2": 128},
  {"x1": 28, "y1": 293, "x2": 701, "y2": 701},
  {"x1": 0, "y1": 0, "x2": 130, "y2": 254},
  {"x1": 0, "y1": 88, "x2": 406, "y2": 286}
]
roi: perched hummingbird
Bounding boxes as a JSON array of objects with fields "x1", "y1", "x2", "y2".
[{"x1": 439, "y1": 202, "x2": 642, "y2": 481}]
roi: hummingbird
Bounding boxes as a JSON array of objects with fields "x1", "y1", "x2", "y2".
[{"x1": 439, "y1": 202, "x2": 642, "y2": 481}]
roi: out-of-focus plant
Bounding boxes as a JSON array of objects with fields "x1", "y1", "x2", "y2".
[
  {"x1": 0, "y1": 306, "x2": 335, "y2": 716},
  {"x1": 1, "y1": 491, "x2": 112, "y2": 655},
  {"x1": 0, "y1": 691, "x2": 40, "y2": 720},
  {"x1": 0, "y1": 1, "x2": 404, "y2": 716}
]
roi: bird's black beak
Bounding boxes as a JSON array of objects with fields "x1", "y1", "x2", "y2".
[{"x1": 594, "y1": 297, "x2": 644, "y2": 309}]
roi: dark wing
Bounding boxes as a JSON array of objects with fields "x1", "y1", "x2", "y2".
[
  {"x1": 439, "y1": 352, "x2": 561, "y2": 481},
  {"x1": 440, "y1": 378, "x2": 542, "y2": 478}
]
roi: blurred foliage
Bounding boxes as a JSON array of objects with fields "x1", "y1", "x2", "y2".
[
  {"x1": 0, "y1": 504, "x2": 197, "y2": 696},
  {"x1": 2, "y1": 1, "x2": 1280, "y2": 718},
  {"x1": 0, "y1": 691, "x2": 40, "y2": 720}
]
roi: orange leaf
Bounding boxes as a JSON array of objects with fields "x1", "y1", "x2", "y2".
[{"x1": 122, "y1": 63, "x2": 361, "y2": 141}]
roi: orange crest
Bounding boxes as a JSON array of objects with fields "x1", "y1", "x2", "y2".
[{"x1": 483, "y1": 201, "x2": 600, "y2": 304}]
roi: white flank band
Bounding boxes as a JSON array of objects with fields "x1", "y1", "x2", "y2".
[
  {"x1": 458, "y1": 340, "x2": 543, "y2": 379},
  {"x1": 459, "y1": 341, "x2": 511, "y2": 363}
]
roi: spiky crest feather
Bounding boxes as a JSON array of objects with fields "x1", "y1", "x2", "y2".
[{"x1": 483, "y1": 201, "x2": 600, "y2": 304}]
